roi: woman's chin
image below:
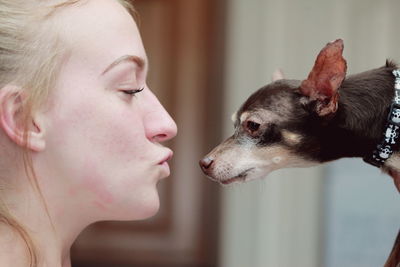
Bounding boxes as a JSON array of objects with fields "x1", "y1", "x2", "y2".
[
  {"x1": 118, "y1": 191, "x2": 161, "y2": 221},
  {"x1": 90, "y1": 186, "x2": 162, "y2": 221},
  {"x1": 135, "y1": 198, "x2": 160, "y2": 220}
]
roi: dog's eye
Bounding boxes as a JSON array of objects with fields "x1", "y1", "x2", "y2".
[{"x1": 246, "y1": 120, "x2": 260, "y2": 134}]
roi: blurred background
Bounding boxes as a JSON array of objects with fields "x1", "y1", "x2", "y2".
[{"x1": 72, "y1": 0, "x2": 400, "y2": 266}]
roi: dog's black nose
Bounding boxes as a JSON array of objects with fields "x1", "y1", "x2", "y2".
[{"x1": 199, "y1": 157, "x2": 214, "y2": 171}]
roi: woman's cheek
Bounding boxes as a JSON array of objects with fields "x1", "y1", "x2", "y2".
[{"x1": 80, "y1": 158, "x2": 116, "y2": 211}]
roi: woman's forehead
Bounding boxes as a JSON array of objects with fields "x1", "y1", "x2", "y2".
[{"x1": 55, "y1": 0, "x2": 146, "y2": 74}]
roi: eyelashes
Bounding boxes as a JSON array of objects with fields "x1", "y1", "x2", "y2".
[{"x1": 121, "y1": 87, "x2": 145, "y2": 96}]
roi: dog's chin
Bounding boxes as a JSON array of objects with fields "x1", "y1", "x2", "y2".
[
  {"x1": 219, "y1": 175, "x2": 247, "y2": 185},
  {"x1": 215, "y1": 168, "x2": 270, "y2": 186}
]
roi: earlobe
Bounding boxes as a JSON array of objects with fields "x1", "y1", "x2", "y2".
[{"x1": 0, "y1": 85, "x2": 45, "y2": 151}]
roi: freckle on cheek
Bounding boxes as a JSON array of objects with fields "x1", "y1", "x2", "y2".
[{"x1": 68, "y1": 187, "x2": 78, "y2": 197}]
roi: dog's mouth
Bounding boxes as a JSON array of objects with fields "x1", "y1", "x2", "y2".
[{"x1": 219, "y1": 168, "x2": 254, "y2": 185}]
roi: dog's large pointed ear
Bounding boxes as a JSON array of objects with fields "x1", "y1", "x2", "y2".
[{"x1": 300, "y1": 39, "x2": 347, "y2": 117}]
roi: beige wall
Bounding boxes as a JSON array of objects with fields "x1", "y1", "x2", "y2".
[{"x1": 219, "y1": 0, "x2": 400, "y2": 266}]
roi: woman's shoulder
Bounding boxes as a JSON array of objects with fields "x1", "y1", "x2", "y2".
[{"x1": 0, "y1": 222, "x2": 31, "y2": 266}]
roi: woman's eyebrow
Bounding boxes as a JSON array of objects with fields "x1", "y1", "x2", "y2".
[{"x1": 101, "y1": 55, "x2": 145, "y2": 76}]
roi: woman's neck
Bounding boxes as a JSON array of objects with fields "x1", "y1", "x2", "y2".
[{"x1": 0, "y1": 170, "x2": 90, "y2": 267}]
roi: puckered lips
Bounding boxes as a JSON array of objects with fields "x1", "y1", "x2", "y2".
[{"x1": 157, "y1": 150, "x2": 173, "y2": 177}]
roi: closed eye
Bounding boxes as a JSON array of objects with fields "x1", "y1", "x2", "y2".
[{"x1": 121, "y1": 87, "x2": 144, "y2": 95}]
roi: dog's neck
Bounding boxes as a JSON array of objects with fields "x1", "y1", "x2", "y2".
[{"x1": 316, "y1": 63, "x2": 397, "y2": 162}]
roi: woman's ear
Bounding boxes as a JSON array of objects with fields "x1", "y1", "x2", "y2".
[{"x1": 0, "y1": 85, "x2": 45, "y2": 151}]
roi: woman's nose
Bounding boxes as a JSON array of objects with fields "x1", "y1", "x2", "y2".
[
  {"x1": 151, "y1": 112, "x2": 177, "y2": 143},
  {"x1": 143, "y1": 90, "x2": 177, "y2": 143}
]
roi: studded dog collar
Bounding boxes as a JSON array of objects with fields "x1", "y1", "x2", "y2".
[{"x1": 363, "y1": 69, "x2": 400, "y2": 167}]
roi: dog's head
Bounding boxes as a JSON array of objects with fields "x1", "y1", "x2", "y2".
[{"x1": 200, "y1": 39, "x2": 347, "y2": 185}]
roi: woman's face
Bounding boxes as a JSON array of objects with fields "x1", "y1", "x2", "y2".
[{"x1": 37, "y1": 0, "x2": 177, "y2": 220}]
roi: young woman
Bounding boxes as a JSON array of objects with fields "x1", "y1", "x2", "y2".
[{"x1": 0, "y1": 0, "x2": 177, "y2": 266}]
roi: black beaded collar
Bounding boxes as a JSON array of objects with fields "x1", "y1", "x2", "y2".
[{"x1": 363, "y1": 69, "x2": 400, "y2": 167}]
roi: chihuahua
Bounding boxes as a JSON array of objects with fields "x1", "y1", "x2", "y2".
[{"x1": 199, "y1": 39, "x2": 400, "y2": 267}]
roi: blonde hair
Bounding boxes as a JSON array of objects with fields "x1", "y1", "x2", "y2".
[{"x1": 0, "y1": 0, "x2": 136, "y2": 266}]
